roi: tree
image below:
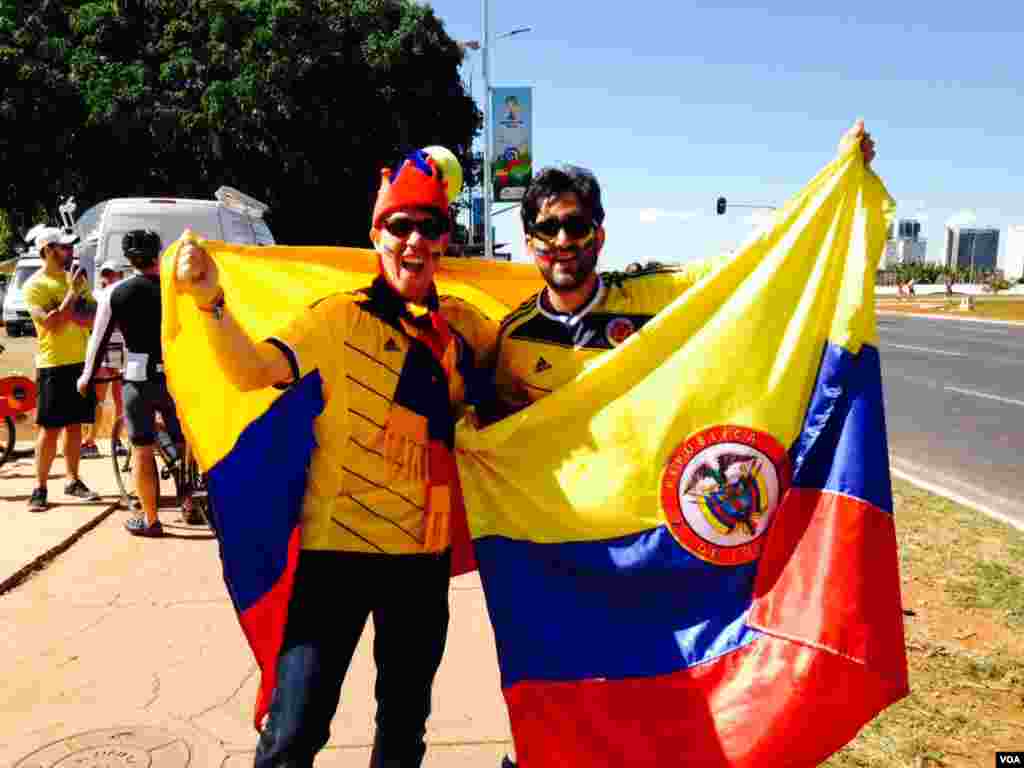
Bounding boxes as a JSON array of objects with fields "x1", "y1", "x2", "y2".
[
  {"x1": 1, "y1": 0, "x2": 481, "y2": 245},
  {"x1": 0, "y1": 0, "x2": 88, "y2": 236}
]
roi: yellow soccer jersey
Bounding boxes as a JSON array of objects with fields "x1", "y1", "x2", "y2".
[
  {"x1": 270, "y1": 287, "x2": 496, "y2": 555},
  {"x1": 23, "y1": 270, "x2": 94, "y2": 368},
  {"x1": 494, "y1": 261, "x2": 720, "y2": 410}
]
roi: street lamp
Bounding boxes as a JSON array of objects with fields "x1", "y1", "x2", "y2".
[{"x1": 481, "y1": 2, "x2": 531, "y2": 259}]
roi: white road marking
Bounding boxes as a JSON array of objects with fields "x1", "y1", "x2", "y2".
[
  {"x1": 944, "y1": 386, "x2": 1024, "y2": 408},
  {"x1": 890, "y1": 459, "x2": 1023, "y2": 533},
  {"x1": 886, "y1": 343, "x2": 965, "y2": 357}
]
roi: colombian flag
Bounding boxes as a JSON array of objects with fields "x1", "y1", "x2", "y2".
[
  {"x1": 453, "y1": 140, "x2": 908, "y2": 766},
  {"x1": 163, "y1": 136, "x2": 908, "y2": 758}
]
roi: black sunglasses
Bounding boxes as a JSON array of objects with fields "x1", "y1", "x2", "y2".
[
  {"x1": 383, "y1": 215, "x2": 450, "y2": 241},
  {"x1": 529, "y1": 214, "x2": 593, "y2": 241}
]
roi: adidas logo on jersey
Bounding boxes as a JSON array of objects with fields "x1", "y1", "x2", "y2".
[
  {"x1": 535, "y1": 357, "x2": 552, "y2": 373},
  {"x1": 384, "y1": 338, "x2": 400, "y2": 352}
]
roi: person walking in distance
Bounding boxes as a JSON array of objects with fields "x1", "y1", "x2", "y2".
[{"x1": 80, "y1": 257, "x2": 131, "y2": 459}]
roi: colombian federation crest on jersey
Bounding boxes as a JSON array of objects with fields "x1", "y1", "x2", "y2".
[
  {"x1": 660, "y1": 426, "x2": 791, "y2": 566},
  {"x1": 605, "y1": 317, "x2": 636, "y2": 347}
]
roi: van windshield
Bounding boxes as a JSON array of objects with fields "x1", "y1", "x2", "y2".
[
  {"x1": 253, "y1": 219, "x2": 275, "y2": 245},
  {"x1": 14, "y1": 265, "x2": 39, "y2": 289}
]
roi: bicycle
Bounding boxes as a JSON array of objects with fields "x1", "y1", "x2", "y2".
[
  {"x1": 110, "y1": 414, "x2": 213, "y2": 528},
  {"x1": 0, "y1": 343, "x2": 37, "y2": 466}
]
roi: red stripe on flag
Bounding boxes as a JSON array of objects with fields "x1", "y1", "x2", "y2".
[
  {"x1": 504, "y1": 633, "x2": 905, "y2": 768},
  {"x1": 749, "y1": 488, "x2": 909, "y2": 686},
  {"x1": 238, "y1": 525, "x2": 302, "y2": 728}
]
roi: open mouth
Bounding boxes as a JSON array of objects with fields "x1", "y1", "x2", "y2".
[{"x1": 400, "y1": 254, "x2": 426, "y2": 274}]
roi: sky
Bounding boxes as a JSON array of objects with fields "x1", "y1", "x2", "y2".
[{"x1": 427, "y1": 0, "x2": 1023, "y2": 271}]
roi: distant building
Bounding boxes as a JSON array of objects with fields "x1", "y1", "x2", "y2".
[
  {"x1": 880, "y1": 217, "x2": 927, "y2": 269},
  {"x1": 1002, "y1": 225, "x2": 1024, "y2": 281},
  {"x1": 944, "y1": 226, "x2": 999, "y2": 272}
]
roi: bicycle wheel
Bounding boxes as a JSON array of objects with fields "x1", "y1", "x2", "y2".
[
  {"x1": 0, "y1": 415, "x2": 15, "y2": 466},
  {"x1": 110, "y1": 417, "x2": 135, "y2": 508},
  {"x1": 178, "y1": 447, "x2": 212, "y2": 528}
]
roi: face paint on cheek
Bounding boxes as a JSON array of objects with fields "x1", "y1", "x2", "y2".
[
  {"x1": 530, "y1": 239, "x2": 556, "y2": 264},
  {"x1": 378, "y1": 239, "x2": 400, "y2": 258}
]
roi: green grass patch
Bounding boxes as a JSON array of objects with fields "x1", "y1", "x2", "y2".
[{"x1": 949, "y1": 561, "x2": 1024, "y2": 626}]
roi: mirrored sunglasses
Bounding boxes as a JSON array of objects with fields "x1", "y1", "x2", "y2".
[
  {"x1": 384, "y1": 215, "x2": 450, "y2": 241},
  {"x1": 529, "y1": 214, "x2": 593, "y2": 241}
]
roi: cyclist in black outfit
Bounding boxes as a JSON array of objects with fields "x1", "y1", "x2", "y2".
[{"x1": 79, "y1": 229, "x2": 184, "y2": 537}]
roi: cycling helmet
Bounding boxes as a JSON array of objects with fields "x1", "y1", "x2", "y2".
[{"x1": 122, "y1": 229, "x2": 162, "y2": 267}]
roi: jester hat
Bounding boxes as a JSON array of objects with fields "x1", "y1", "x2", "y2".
[{"x1": 372, "y1": 147, "x2": 462, "y2": 229}]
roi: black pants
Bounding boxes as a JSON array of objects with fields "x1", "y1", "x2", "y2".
[{"x1": 254, "y1": 549, "x2": 452, "y2": 768}]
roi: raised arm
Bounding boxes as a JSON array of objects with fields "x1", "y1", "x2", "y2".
[
  {"x1": 174, "y1": 234, "x2": 293, "y2": 392},
  {"x1": 27, "y1": 268, "x2": 88, "y2": 332}
]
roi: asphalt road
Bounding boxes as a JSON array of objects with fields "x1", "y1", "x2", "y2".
[{"x1": 878, "y1": 314, "x2": 1024, "y2": 527}]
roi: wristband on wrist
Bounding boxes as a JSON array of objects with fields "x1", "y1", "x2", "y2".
[{"x1": 197, "y1": 289, "x2": 226, "y2": 320}]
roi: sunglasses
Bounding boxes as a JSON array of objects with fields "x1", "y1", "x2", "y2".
[
  {"x1": 529, "y1": 214, "x2": 593, "y2": 242},
  {"x1": 383, "y1": 215, "x2": 450, "y2": 241}
]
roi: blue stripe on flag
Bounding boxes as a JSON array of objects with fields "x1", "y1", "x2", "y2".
[
  {"x1": 789, "y1": 343, "x2": 892, "y2": 513},
  {"x1": 475, "y1": 526, "x2": 761, "y2": 688},
  {"x1": 208, "y1": 372, "x2": 323, "y2": 614}
]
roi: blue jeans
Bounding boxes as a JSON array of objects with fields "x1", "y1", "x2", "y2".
[{"x1": 254, "y1": 549, "x2": 451, "y2": 768}]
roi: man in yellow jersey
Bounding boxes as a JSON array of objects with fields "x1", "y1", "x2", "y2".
[
  {"x1": 174, "y1": 147, "x2": 495, "y2": 768},
  {"x1": 491, "y1": 120, "x2": 877, "y2": 768},
  {"x1": 487, "y1": 120, "x2": 876, "y2": 421},
  {"x1": 23, "y1": 227, "x2": 101, "y2": 511}
]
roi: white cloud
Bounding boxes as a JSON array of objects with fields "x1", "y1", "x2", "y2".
[
  {"x1": 744, "y1": 210, "x2": 776, "y2": 231},
  {"x1": 945, "y1": 209, "x2": 977, "y2": 230},
  {"x1": 638, "y1": 208, "x2": 701, "y2": 224}
]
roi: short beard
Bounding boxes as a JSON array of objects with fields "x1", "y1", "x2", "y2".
[{"x1": 538, "y1": 244, "x2": 599, "y2": 293}]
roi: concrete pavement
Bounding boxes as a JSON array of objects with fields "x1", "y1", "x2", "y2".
[{"x1": 0, "y1": 438, "x2": 514, "y2": 767}]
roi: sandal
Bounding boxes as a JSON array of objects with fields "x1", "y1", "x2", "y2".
[{"x1": 124, "y1": 516, "x2": 163, "y2": 537}]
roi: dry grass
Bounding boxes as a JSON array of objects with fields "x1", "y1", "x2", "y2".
[
  {"x1": 823, "y1": 479, "x2": 1024, "y2": 768},
  {"x1": 877, "y1": 296, "x2": 1024, "y2": 322}
]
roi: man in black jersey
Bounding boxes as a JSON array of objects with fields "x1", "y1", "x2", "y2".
[{"x1": 78, "y1": 229, "x2": 184, "y2": 537}]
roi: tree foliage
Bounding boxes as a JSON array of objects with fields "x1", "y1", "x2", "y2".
[{"x1": 0, "y1": 0, "x2": 481, "y2": 245}]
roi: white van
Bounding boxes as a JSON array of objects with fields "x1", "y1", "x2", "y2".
[
  {"x1": 80, "y1": 186, "x2": 274, "y2": 287},
  {"x1": 3, "y1": 250, "x2": 44, "y2": 337}
]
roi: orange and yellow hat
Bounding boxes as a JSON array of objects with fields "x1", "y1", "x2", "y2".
[{"x1": 372, "y1": 147, "x2": 463, "y2": 228}]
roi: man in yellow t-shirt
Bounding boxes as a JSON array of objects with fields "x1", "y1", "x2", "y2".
[
  {"x1": 174, "y1": 147, "x2": 496, "y2": 768},
  {"x1": 23, "y1": 227, "x2": 101, "y2": 511}
]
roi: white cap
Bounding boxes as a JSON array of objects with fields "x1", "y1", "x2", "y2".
[
  {"x1": 100, "y1": 254, "x2": 133, "y2": 273},
  {"x1": 34, "y1": 227, "x2": 79, "y2": 254}
]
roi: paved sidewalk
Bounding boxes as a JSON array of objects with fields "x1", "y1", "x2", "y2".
[{"x1": 0, "y1": 437, "x2": 513, "y2": 767}]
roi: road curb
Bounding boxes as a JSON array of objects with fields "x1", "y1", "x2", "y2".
[
  {"x1": 0, "y1": 500, "x2": 120, "y2": 596},
  {"x1": 891, "y1": 466, "x2": 1023, "y2": 533}
]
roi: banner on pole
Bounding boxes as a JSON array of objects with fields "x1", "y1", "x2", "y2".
[{"x1": 491, "y1": 86, "x2": 533, "y2": 201}]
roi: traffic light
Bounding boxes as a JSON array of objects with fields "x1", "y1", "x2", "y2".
[{"x1": 715, "y1": 196, "x2": 727, "y2": 215}]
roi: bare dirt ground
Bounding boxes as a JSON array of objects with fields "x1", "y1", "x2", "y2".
[{"x1": 824, "y1": 480, "x2": 1024, "y2": 768}]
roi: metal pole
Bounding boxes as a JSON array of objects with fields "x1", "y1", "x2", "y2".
[
  {"x1": 970, "y1": 233, "x2": 976, "y2": 284},
  {"x1": 481, "y1": 0, "x2": 493, "y2": 260}
]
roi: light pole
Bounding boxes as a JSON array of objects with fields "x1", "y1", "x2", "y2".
[{"x1": 480, "y1": 2, "x2": 531, "y2": 258}]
